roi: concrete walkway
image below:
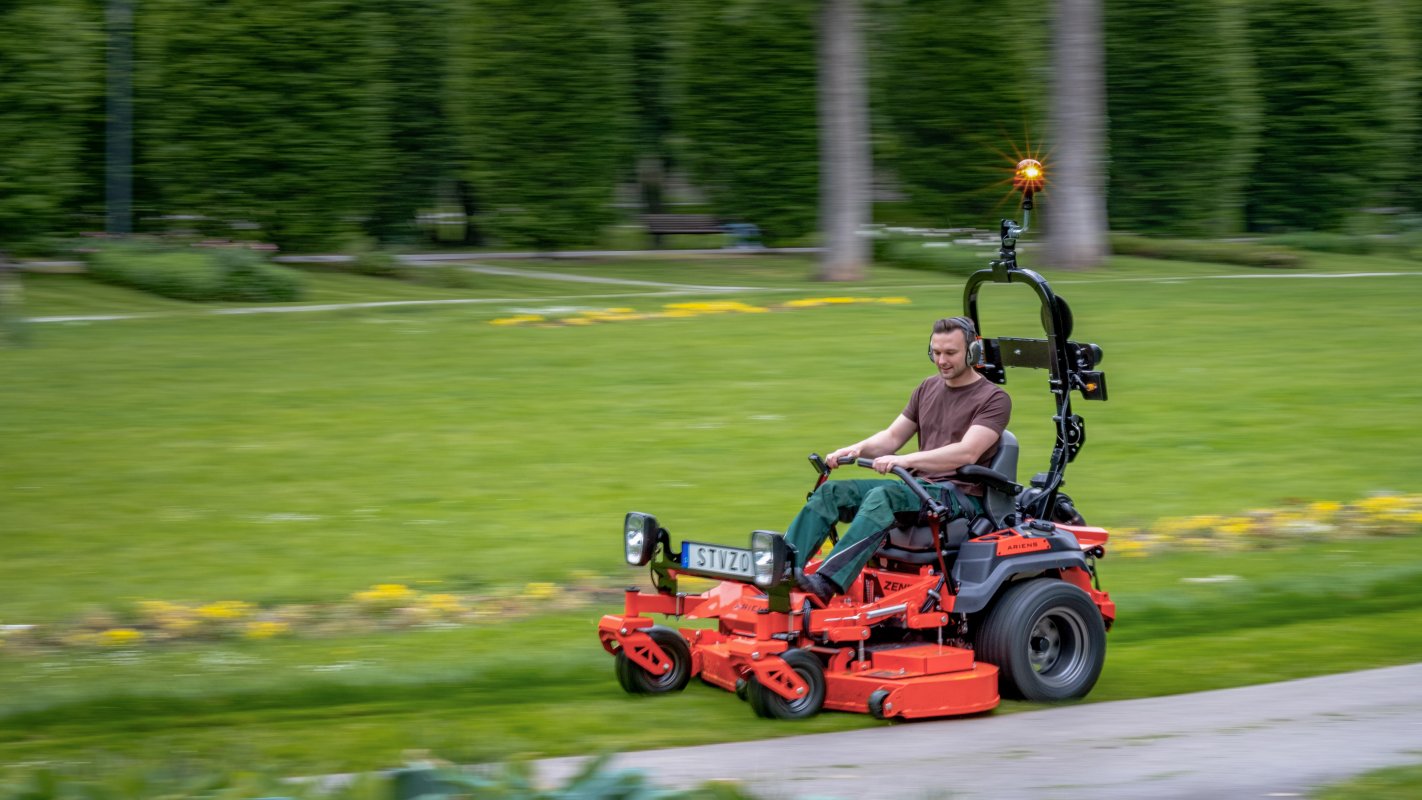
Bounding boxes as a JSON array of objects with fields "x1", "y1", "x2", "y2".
[{"x1": 535, "y1": 663, "x2": 1422, "y2": 799}]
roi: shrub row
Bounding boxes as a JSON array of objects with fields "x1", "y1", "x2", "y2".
[
  {"x1": 1108, "y1": 233, "x2": 1303, "y2": 268},
  {"x1": 86, "y1": 242, "x2": 304, "y2": 303},
  {"x1": 870, "y1": 233, "x2": 998, "y2": 273}
]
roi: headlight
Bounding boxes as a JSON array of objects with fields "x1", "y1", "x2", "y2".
[
  {"x1": 750, "y1": 530, "x2": 788, "y2": 589},
  {"x1": 624, "y1": 512, "x2": 659, "y2": 566}
]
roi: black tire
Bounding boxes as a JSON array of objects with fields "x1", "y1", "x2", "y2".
[
  {"x1": 867, "y1": 688, "x2": 892, "y2": 720},
  {"x1": 614, "y1": 626, "x2": 692, "y2": 695},
  {"x1": 977, "y1": 579, "x2": 1106, "y2": 702},
  {"x1": 745, "y1": 650, "x2": 826, "y2": 720}
]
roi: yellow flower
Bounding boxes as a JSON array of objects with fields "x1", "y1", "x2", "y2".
[
  {"x1": 421, "y1": 593, "x2": 465, "y2": 616},
  {"x1": 99, "y1": 628, "x2": 144, "y2": 647},
  {"x1": 782, "y1": 299, "x2": 825, "y2": 308},
  {"x1": 1309, "y1": 501, "x2": 1342, "y2": 516},
  {"x1": 197, "y1": 600, "x2": 254, "y2": 621},
  {"x1": 353, "y1": 584, "x2": 415, "y2": 606},
  {"x1": 522, "y1": 582, "x2": 557, "y2": 600},
  {"x1": 876, "y1": 297, "x2": 911, "y2": 305},
  {"x1": 1218, "y1": 517, "x2": 1253, "y2": 536},
  {"x1": 138, "y1": 600, "x2": 201, "y2": 634},
  {"x1": 664, "y1": 301, "x2": 765, "y2": 315},
  {"x1": 1357, "y1": 495, "x2": 1407, "y2": 515},
  {"x1": 489, "y1": 314, "x2": 543, "y2": 326},
  {"x1": 1112, "y1": 539, "x2": 1149, "y2": 558},
  {"x1": 242, "y1": 620, "x2": 290, "y2": 640}
]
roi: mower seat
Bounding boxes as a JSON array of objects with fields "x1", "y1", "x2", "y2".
[{"x1": 878, "y1": 431, "x2": 1022, "y2": 565}]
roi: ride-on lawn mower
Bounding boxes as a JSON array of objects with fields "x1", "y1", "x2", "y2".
[{"x1": 598, "y1": 161, "x2": 1115, "y2": 720}]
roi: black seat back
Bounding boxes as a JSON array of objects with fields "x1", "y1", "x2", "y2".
[{"x1": 979, "y1": 430, "x2": 1019, "y2": 528}]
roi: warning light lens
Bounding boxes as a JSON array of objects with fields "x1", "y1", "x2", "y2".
[{"x1": 1014, "y1": 158, "x2": 1045, "y2": 194}]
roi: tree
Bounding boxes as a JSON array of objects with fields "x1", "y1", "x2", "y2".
[
  {"x1": 1245, "y1": 0, "x2": 1411, "y2": 231},
  {"x1": 1045, "y1": 0, "x2": 1108, "y2": 269},
  {"x1": 0, "y1": 1, "x2": 100, "y2": 251},
  {"x1": 673, "y1": 0, "x2": 820, "y2": 246},
  {"x1": 1105, "y1": 0, "x2": 1258, "y2": 236},
  {"x1": 450, "y1": 0, "x2": 634, "y2": 250},
  {"x1": 818, "y1": 0, "x2": 871, "y2": 280},
  {"x1": 874, "y1": 0, "x2": 1049, "y2": 229},
  {"x1": 369, "y1": 0, "x2": 461, "y2": 244},
  {"x1": 618, "y1": 0, "x2": 677, "y2": 215},
  {"x1": 136, "y1": 0, "x2": 389, "y2": 252}
]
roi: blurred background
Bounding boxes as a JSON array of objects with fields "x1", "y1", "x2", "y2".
[{"x1": 2, "y1": 0, "x2": 1419, "y2": 261}]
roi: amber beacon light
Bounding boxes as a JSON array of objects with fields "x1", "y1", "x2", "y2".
[{"x1": 1014, "y1": 158, "x2": 1045, "y2": 198}]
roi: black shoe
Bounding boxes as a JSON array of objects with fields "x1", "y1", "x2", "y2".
[{"x1": 794, "y1": 570, "x2": 840, "y2": 605}]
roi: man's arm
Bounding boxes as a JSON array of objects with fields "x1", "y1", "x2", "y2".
[
  {"x1": 826, "y1": 415, "x2": 918, "y2": 469},
  {"x1": 871, "y1": 424, "x2": 1000, "y2": 475}
]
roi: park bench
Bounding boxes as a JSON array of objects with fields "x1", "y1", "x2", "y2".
[{"x1": 642, "y1": 214, "x2": 762, "y2": 249}]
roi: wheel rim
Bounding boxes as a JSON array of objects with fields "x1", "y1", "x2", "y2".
[
  {"x1": 1027, "y1": 605, "x2": 1090, "y2": 688},
  {"x1": 643, "y1": 650, "x2": 686, "y2": 690},
  {"x1": 767, "y1": 666, "x2": 817, "y2": 714}
]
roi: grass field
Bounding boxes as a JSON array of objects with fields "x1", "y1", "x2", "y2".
[{"x1": 2, "y1": 252, "x2": 1421, "y2": 777}]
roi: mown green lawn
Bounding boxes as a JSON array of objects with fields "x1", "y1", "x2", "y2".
[{"x1": 2, "y1": 253, "x2": 1420, "y2": 775}]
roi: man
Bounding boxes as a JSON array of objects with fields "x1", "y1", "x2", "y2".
[{"x1": 787, "y1": 317, "x2": 1011, "y2": 603}]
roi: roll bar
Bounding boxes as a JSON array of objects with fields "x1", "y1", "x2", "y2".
[{"x1": 960, "y1": 206, "x2": 1109, "y2": 521}]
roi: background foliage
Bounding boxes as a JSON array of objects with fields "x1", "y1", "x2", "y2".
[
  {"x1": 136, "y1": 0, "x2": 388, "y2": 252},
  {"x1": 672, "y1": 0, "x2": 820, "y2": 244},
  {"x1": 450, "y1": 0, "x2": 633, "y2": 250},
  {"x1": 873, "y1": 0, "x2": 1049, "y2": 228},
  {"x1": 1243, "y1": 0, "x2": 1413, "y2": 232},
  {"x1": 1105, "y1": 0, "x2": 1258, "y2": 236},
  {"x1": 6, "y1": 1, "x2": 1422, "y2": 251},
  {"x1": 0, "y1": 1, "x2": 99, "y2": 254}
]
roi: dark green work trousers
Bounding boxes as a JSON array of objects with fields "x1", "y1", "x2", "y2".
[{"x1": 784, "y1": 479, "x2": 981, "y2": 589}]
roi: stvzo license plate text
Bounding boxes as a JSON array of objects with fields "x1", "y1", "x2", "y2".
[{"x1": 681, "y1": 541, "x2": 754, "y2": 579}]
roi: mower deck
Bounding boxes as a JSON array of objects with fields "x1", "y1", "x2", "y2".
[{"x1": 698, "y1": 638, "x2": 999, "y2": 718}]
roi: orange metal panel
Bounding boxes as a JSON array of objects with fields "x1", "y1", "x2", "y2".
[
  {"x1": 822, "y1": 663, "x2": 1000, "y2": 717},
  {"x1": 870, "y1": 644, "x2": 975, "y2": 676}
]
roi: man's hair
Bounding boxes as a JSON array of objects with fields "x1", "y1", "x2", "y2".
[{"x1": 931, "y1": 317, "x2": 975, "y2": 341}]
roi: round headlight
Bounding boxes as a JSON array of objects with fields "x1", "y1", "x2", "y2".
[
  {"x1": 624, "y1": 512, "x2": 659, "y2": 566},
  {"x1": 750, "y1": 530, "x2": 787, "y2": 589}
]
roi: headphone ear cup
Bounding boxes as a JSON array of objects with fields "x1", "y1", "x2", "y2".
[
  {"x1": 927, "y1": 344, "x2": 934, "y2": 362},
  {"x1": 967, "y1": 338, "x2": 983, "y2": 367}
]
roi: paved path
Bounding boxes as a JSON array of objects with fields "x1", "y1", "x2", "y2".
[
  {"x1": 535, "y1": 663, "x2": 1422, "y2": 799},
  {"x1": 22, "y1": 268, "x2": 1422, "y2": 325}
]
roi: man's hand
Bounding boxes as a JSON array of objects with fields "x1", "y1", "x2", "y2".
[
  {"x1": 872, "y1": 455, "x2": 911, "y2": 474},
  {"x1": 826, "y1": 446, "x2": 860, "y2": 469}
]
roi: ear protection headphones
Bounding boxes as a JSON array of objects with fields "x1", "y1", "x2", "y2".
[{"x1": 928, "y1": 316, "x2": 983, "y2": 367}]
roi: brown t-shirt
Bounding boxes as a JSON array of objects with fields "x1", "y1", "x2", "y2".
[{"x1": 902, "y1": 375, "x2": 1012, "y2": 491}]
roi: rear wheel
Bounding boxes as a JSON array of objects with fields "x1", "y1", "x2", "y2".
[
  {"x1": 977, "y1": 579, "x2": 1106, "y2": 702},
  {"x1": 746, "y1": 650, "x2": 826, "y2": 720},
  {"x1": 614, "y1": 626, "x2": 691, "y2": 694}
]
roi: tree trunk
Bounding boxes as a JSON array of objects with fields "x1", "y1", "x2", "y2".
[
  {"x1": 1045, "y1": 0, "x2": 1108, "y2": 270},
  {"x1": 817, "y1": 0, "x2": 870, "y2": 281}
]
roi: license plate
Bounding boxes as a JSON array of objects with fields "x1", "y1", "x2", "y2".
[{"x1": 680, "y1": 541, "x2": 755, "y2": 580}]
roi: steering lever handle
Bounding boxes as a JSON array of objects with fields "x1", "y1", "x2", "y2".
[{"x1": 835, "y1": 456, "x2": 949, "y2": 516}]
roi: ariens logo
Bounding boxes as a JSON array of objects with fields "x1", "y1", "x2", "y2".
[{"x1": 998, "y1": 538, "x2": 1051, "y2": 555}]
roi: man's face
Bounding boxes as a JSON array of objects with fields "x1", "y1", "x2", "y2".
[{"x1": 929, "y1": 329, "x2": 971, "y2": 384}]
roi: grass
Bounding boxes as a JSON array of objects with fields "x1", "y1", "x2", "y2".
[
  {"x1": 2, "y1": 251, "x2": 1421, "y2": 775},
  {"x1": 1314, "y1": 762, "x2": 1422, "y2": 799}
]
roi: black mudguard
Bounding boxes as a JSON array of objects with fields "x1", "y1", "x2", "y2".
[{"x1": 950, "y1": 531, "x2": 1088, "y2": 615}]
